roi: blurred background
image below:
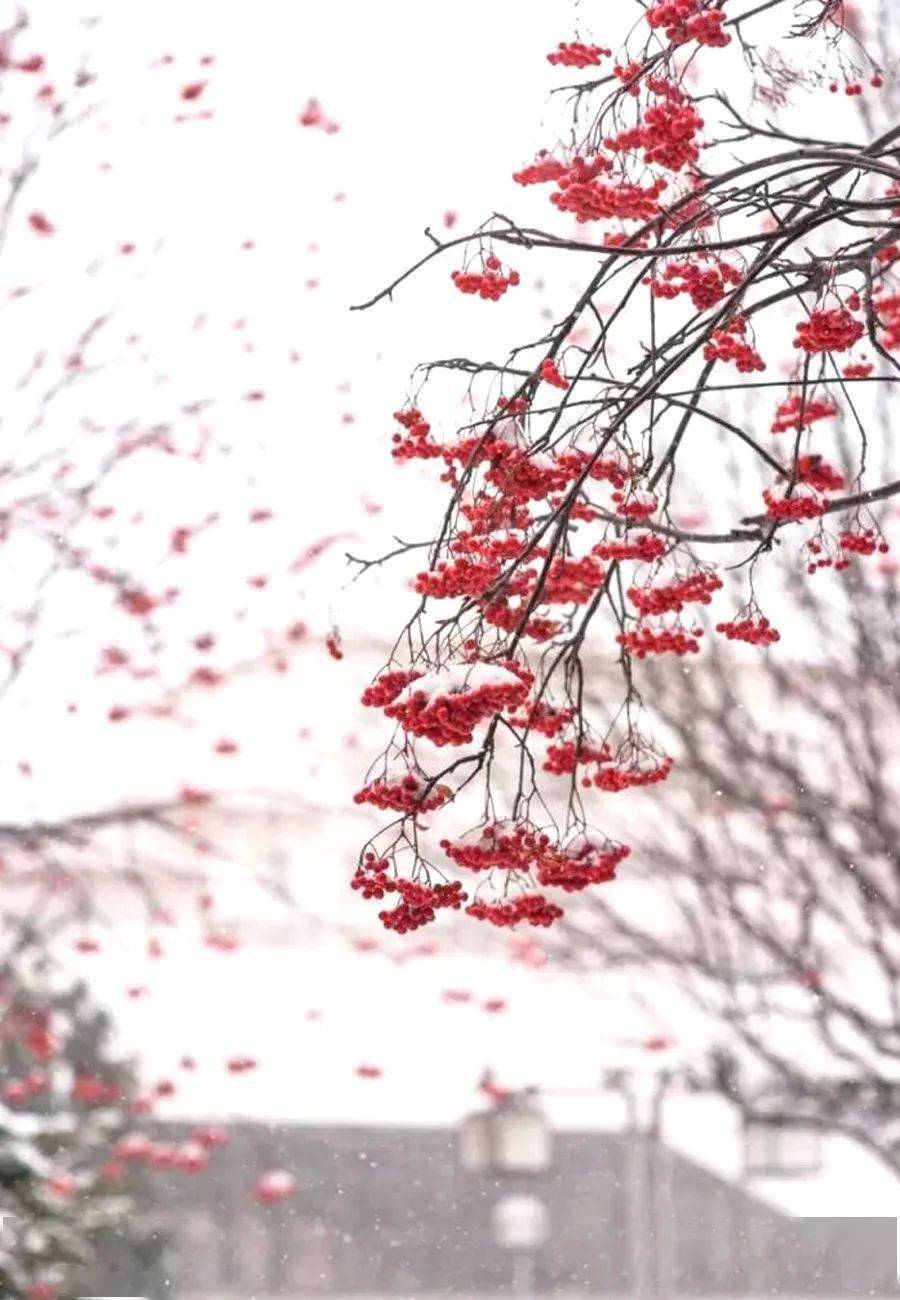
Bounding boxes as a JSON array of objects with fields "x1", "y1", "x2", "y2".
[{"x1": 0, "y1": 0, "x2": 897, "y2": 1297}]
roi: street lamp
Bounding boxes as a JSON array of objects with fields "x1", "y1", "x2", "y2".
[
  {"x1": 459, "y1": 1092, "x2": 553, "y2": 1176},
  {"x1": 459, "y1": 1089, "x2": 552, "y2": 1298},
  {"x1": 743, "y1": 1115, "x2": 823, "y2": 1177}
]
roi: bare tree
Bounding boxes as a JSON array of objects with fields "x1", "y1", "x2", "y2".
[{"x1": 551, "y1": 547, "x2": 900, "y2": 1173}]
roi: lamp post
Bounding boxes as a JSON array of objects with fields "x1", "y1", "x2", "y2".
[
  {"x1": 459, "y1": 1089, "x2": 552, "y2": 1297},
  {"x1": 743, "y1": 1115, "x2": 823, "y2": 1177},
  {"x1": 603, "y1": 1066, "x2": 676, "y2": 1298}
]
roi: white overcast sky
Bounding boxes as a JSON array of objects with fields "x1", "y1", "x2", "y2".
[{"x1": 2, "y1": 0, "x2": 898, "y2": 1230}]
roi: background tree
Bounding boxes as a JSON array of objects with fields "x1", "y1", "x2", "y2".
[
  {"x1": 0, "y1": 5, "x2": 324, "y2": 957},
  {"x1": 0, "y1": 962, "x2": 166, "y2": 1299},
  {"x1": 554, "y1": 530, "x2": 900, "y2": 1174}
]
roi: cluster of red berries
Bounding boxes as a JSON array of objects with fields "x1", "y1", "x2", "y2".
[
  {"x1": 592, "y1": 753, "x2": 674, "y2": 791},
  {"x1": 795, "y1": 455, "x2": 845, "y2": 493},
  {"x1": 842, "y1": 360, "x2": 874, "y2": 378},
  {"x1": 547, "y1": 41, "x2": 611, "y2": 67},
  {"x1": 608, "y1": 98, "x2": 705, "y2": 173},
  {"x1": 353, "y1": 775, "x2": 451, "y2": 814},
  {"x1": 646, "y1": 0, "x2": 730, "y2": 48},
  {"x1": 384, "y1": 662, "x2": 533, "y2": 747},
  {"x1": 649, "y1": 255, "x2": 742, "y2": 308},
  {"x1": 482, "y1": 598, "x2": 560, "y2": 642},
  {"x1": 391, "y1": 407, "x2": 441, "y2": 462},
  {"x1": 72, "y1": 1074, "x2": 121, "y2": 1105},
  {"x1": 452, "y1": 530, "x2": 526, "y2": 562},
  {"x1": 486, "y1": 448, "x2": 577, "y2": 501},
  {"x1": 838, "y1": 528, "x2": 889, "y2": 559},
  {"x1": 441, "y1": 822, "x2": 552, "y2": 873},
  {"x1": 593, "y1": 533, "x2": 668, "y2": 562},
  {"x1": 452, "y1": 255, "x2": 520, "y2": 301},
  {"x1": 548, "y1": 445, "x2": 631, "y2": 489},
  {"x1": 379, "y1": 880, "x2": 468, "y2": 933},
  {"x1": 114, "y1": 1131, "x2": 216, "y2": 1173},
  {"x1": 3, "y1": 1071, "x2": 49, "y2": 1104},
  {"x1": 443, "y1": 429, "x2": 517, "y2": 470},
  {"x1": 536, "y1": 839, "x2": 630, "y2": 891},
  {"x1": 614, "y1": 61, "x2": 644, "y2": 94},
  {"x1": 466, "y1": 894, "x2": 564, "y2": 929},
  {"x1": 612, "y1": 489, "x2": 658, "y2": 519},
  {"x1": 770, "y1": 393, "x2": 838, "y2": 434},
  {"x1": 460, "y1": 496, "x2": 533, "y2": 536},
  {"x1": 762, "y1": 486, "x2": 825, "y2": 521},
  {"x1": 361, "y1": 669, "x2": 422, "y2": 709},
  {"x1": 684, "y1": 8, "x2": 730, "y2": 46},
  {"x1": 551, "y1": 173, "x2": 668, "y2": 224},
  {"x1": 513, "y1": 154, "x2": 570, "y2": 186},
  {"x1": 534, "y1": 554, "x2": 608, "y2": 605},
  {"x1": 507, "y1": 701, "x2": 576, "y2": 737},
  {"x1": 540, "y1": 357, "x2": 569, "y2": 389},
  {"x1": 874, "y1": 293, "x2": 900, "y2": 350},
  {"x1": 414, "y1": 556, "x2": 501, "y2": 599},
  {"x1": 351, "y1": 855, "x2": 468, "y2": 933},
  {"x1": 627, "y1": 569, "x2": 722, "y2": 616},
  {"x1": 543, "y1": 739, "x2": 613, "y2": 775},
  {"x1": 617, "y1": 625, "x2": 703, "y2": 657},
  {"x1": 715, "y1": 613, "x2": 780, "y2": 645},
  {"x1": 586, "y1": 448, "x2": 633, "y2": 488},
  {"x1": 794, "y1": 307, "x2": 865, "y2": 354},
  {"x1": 703, "y1": 316, "x2": 765, "y2": 372}
]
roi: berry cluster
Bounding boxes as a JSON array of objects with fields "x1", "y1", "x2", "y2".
[
  {"x1": 762, "y1": 485, "x2": 825, "y2": 521},
  {"x1": 361, "y1": 669, "x2": 422, "y2": 709},
  {"x1": 551, "y1": 173, "x2": 668, "y2": 224},
  {"x1": 716, "y1": 613, "x2": 780, "y2": 645},
  {"x1": 592, "y1": 753, "x2": 674, "y2": 791},
  {"x1": 465, "y1": 894, "x2": 564, "y2": 929},
  {"x1": 536, "y1": 837, "x2": 630, "y2": 891},
  {"x1": 487, "y1": 448, "x2": 576, "y2": 500},
  {"x1": 770, "y1": 393, "x2": 838, "y2": 434},
  {"x1": 353, "y1": 774, "x2": 451, "y2": 814},
  {"x1": 593, "y1": 533, "x2": 668, "y2": 562},
  {"x1": 391, "y1": 407, "x2": 441, "y2": 461},
  {"x1": 540, "y1": 357, "x2": 570, "y2": 389},
  {"x1": 795, "y1": 455, "x2": 845, "y2": 493},
  {"x1": 646, "y1": 0, "x2": 730, "y2": 48},
  {"x1": 534, "y1": 554, "x2": 608, "y2": 605},
  {"x1": 874, "y1": 293, "x2": 900, "y2": 349},
  {"x1": 703, "y1": 316, "x2": 765, "y2": 372},
  {"x1": 507, "y1": 701, "x2": 576, "y2": 737},
  {"x1": 543, "y1": 739, "x2": 613, "y2": 775},
  {"x1": 452, "y1": 255, "x2": 520, "y2": 301},
  {"x1": 649, "y1": 255, "x2": 742, "y2": 308},
  {"x1": 414, "y1": 556, "x2": 501, "y2": 599},
  {"x1": 612, "y1": 489, "x2": 658, "y2": 519},
  {"x1": 547, "y1": 41, "x2": 611, "y2": 67},
  {"x1": 627, "y1": 569, "x2": 722, "y2": 616},
  {"x1": 794, "y1": 306, "x2": 865, "y2": 354},
  {"x1": 380, "y1": 880, "x2": 468, "y2": 933},
  {"x1": 384, "y1": 662, "x2": 533, "y2": 746},
  {"x1": 352, "y1": 853, "x2": 469, "y2": 933},
  {"x1": 842, "y1": 360, "x2": 874, "y2": 378},
  {"x1": 72, "y1": 1074, "x2": 121, "y2": 1105},
  {"x1": 441, "y1": 822, "x2": 552, "y2": 872},
  {"x1": 838, "y1": 528, "x2": 889, "y2": 560},
  {"x1": 482, "y1": 599, "x2": 560, "y2": 642},
  {"x1": 513, "y1": 154, "x2": 569, "y2": 186},
  {"x1": 617, "y1": 625, "x2": 703, "y2": 657},
  {"x1": 609, "y1": 97, "x2": 705, "y2": 173},
  {"x1": 452, "y1": 530, "x2": 527, "y2": 561}
]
